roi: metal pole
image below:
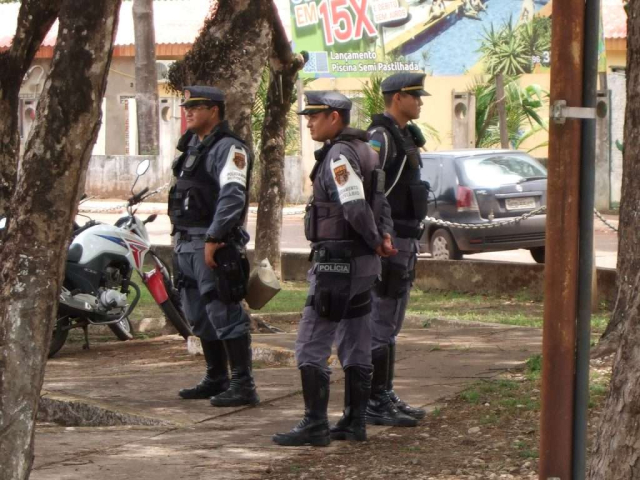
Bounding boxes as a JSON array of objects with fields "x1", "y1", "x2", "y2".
[
  {"x1": 496, "y1": 73, "x2": 509, "y2": 149},
  {"x1": 539, "y1": 0, "x2": 585, "y2": 477},
  {"x1": 572, "y1": 0, "x2": 600, "y2": 477}
]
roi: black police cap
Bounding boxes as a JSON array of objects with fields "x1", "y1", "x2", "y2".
[
  {"x1": 180, "y1": 86, "x2": 225, "y2": 107},
  {"x1": 380, "y1": 73, "x2": 430, "y2": 96},
  {"x1": 297, "y1": 91, "x2": 352, "y2": 115}
]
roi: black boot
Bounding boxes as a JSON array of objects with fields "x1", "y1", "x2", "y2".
[
  {"x1": 179, "y1": 339, "x2": 229, "y2": 399},
  {"x1": 330, "y1": 366, "x2": 371, "y2": 441},
  {"x1": 272, "y1": 366, "x2": 331, "y2": 447},
  {"x1": 387, "y1": 343, "x2": 426, "y2": 419},
  {"x1": 210, "y1": 333, "x2": 260, "y2": 407},
  {"x1": 366, "y1": 346, "x2": 417, "y2": 427}
]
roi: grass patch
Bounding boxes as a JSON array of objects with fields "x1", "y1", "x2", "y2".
[{"x1": 408, "y1": 288, "x2": 611, "y2": 332}]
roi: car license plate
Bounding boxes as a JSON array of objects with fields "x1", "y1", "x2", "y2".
[{"x1": 505, "y1": 197, "x2": 536, "y2": 210}]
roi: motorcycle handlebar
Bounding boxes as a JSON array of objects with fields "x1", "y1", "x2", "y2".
[{"x1": 128, "y1": 187, "x2": 150, "y2": 206}]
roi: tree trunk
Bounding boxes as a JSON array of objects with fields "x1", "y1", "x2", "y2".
[
  {"x1": 588, "y1": 4, "x2": 640, "y2": 477},
  {"x1": 167, "y1": 0, "x2": 273, "y2": 146},
  {"x1": 132, "y1": 0, "x2": 159, "y2": 155},
  {"x1": 0, "y1": 1, "x2": 122, "y2": 478},
  {"x1": 0, "y1": 0, "x2": 62, "y2": 216},
  {"x1": 254, "y1": 5, "x2": 305, "y2": 276}
]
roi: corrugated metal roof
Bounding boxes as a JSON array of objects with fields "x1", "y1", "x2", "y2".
[
  {"x1": 0, "y1": 0, "x2": 216, "y2": 49},
  {"x1": 603, "y1": 0, "x2": 627, "y2": 39}
]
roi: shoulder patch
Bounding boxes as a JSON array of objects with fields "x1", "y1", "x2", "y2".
[
  {"x1": 220, "y1": 145, "x2": 248, "y2": 188},
  {"x1": 330, "y1": 154, "x2": 365, "y2": 205},
  {"x1": 369, "y1": 139, "x2": 381, "y2": 152}
]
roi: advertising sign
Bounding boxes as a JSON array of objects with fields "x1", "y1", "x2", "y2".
[{"x1": 289, "y1": 0, "x2": 561, "y2": 78}]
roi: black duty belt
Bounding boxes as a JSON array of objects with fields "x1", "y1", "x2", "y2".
[
  {"x1": 310, "y1": 241, "x2": 373, "y2": 262},
  {"x1": 394, "y1": 223, "x2": 424, "y2": 240}
]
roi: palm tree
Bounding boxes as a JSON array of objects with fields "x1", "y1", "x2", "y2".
[
  {"x1": 470, "y1": 75, "x2": 548, "y2": 150},
  {"x1": 478, "y1": 18, "x2": 531, "y2": 75}
]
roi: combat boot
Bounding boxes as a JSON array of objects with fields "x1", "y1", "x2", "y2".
[
  {"x1": 179, "y1": 339, "x2": 229, "y2": 399},
  {"x1": 210, "y1": 333, "x2": 260, "y2": 407},
  {"x1": 330, "y1": 366, "x2": 371, "y2": 441},
  {"x1": 366, "y1": 345, "x2": 417, "y2": 427},
  {"x1": 272, "y1": 366, "x2": 331, "y2": 447},
  {"x1": 387, "y1": 343, "x2": 426, "y2": 419}
]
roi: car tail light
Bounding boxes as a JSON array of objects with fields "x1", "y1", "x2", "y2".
[{"x1": 456, "y1": 186, "x2": 479, "y2": 212}]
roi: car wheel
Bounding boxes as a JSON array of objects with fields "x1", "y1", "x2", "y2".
[
  {"x1": 529, "y1": 246, "x2": 545, "y2": 264},
  {"x1": 430, "y1": 229, "x2": 462, "y2": 260}
]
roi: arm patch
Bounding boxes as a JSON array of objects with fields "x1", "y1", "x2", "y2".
[
  {"x1": 220, "y1": 145, "x2": 248, "y2": 188},
  {"x1": 330, "y1": 154, "x2": 365, "y2": 205}
]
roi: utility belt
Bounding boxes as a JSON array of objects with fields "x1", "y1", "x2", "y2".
[
  {"x1": 376, "y1": 257, "x2": 416, "y2": 299},
  {"x1": 393, "y1": 222, "x2": 425, "y2": 240},
  {"x1": 306, "y1": 241, "x2": 373, "y2": 322}
]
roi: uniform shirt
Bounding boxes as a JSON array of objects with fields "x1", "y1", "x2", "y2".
[{"x1": 175, "y1": 133, "x2": 250, "y2": 254}]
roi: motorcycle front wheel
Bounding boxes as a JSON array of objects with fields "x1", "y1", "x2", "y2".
[
  {"x1": 49, "y1": 315, "x2": 71, "y2": 358},
  {"x1": 108, "y1": 316, "x2": 134, "y2": 341},
  {"x1": 151, "y1": 252, "x2": 193, "y2": 339}
]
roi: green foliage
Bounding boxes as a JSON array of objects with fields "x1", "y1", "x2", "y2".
[
  {"x1": 469, "y1": 75, "x2": 548, "y2": 149},
  {"x1": 479, "y1": 16, "x2": 552, "y2": 76}
]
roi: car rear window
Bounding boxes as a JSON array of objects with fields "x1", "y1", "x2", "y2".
[{"x1": 460, "y1": 155, "x2": 547, "y2": 187}]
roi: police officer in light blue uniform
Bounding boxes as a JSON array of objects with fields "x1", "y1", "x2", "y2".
[
  {"x1": 169, "y1": 86, "x2": 259, "y2": 408},
  {"x1": 366, "y1": 73, "x2": 431, "y2": 425},
  {"x1": 273, "y1": 91, "x2": 396, "y2": 447}
]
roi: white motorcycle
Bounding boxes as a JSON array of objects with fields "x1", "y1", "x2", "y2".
[{"x1": 49, "y1": 159, "x2": 192, "y2": 357}]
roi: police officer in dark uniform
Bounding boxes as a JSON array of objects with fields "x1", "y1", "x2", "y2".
[
  {"x1": 273, "y1": 91, "x2": 396, "y2": 447},
  {"x1": 169, "y1": 86, "x2": 259, "y2": 408},
  {"x1": 365, "y1": 73, "x2": 431, "y2": 425}
]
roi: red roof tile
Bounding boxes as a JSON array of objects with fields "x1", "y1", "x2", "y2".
[{"x1": 603, "y1": 0, "x2": 627, "y2": 39}]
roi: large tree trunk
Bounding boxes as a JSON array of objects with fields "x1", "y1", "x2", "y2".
[
  {"x1": 132, "y1": 0, "x2": 159, "y2": 155},
  {"x1": 253, "y1": 5, "x2": 305, "y2": 276},
  {"x1": 0, "y1": 0, "x2": 62, "y2": 215},
  {"x1": 0, "y1": 1, "x2": 122, "y2": 478},
  {"x1": 588, "y1": 4, "x2": 640, "y2": 478},
  {"x1": 167, "y1": 0, "x2": 273, "y2": 146}
]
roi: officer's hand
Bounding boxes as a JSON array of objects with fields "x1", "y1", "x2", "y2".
[
  {"x1": 205, "y1": 242, "x2": 225, "y2": 269},
  {"x1": 375, "y1": 233, "x2": 398, "y2": 258}
]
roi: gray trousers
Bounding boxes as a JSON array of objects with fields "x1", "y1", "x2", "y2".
[
  {"x1": 176, "y1": 247, "x2": 250, "y2": 342},
  {"x1": 295, "y1": 269, "x2": 377, "y2": 375},
  {"x1": 370, "y1": 236, "x2": 418, "y2": 349}
]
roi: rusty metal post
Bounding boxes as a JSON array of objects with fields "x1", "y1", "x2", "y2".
[{"x1": 539, "y1": 0, "x2": 586, "y2": 478}]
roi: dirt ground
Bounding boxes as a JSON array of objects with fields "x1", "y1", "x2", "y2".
[{"x1": 262, "y1": 358, "x2": 612, "y2": 480}]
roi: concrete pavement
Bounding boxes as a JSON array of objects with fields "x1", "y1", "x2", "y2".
[{"x1": 33, "y1": 319, "x2": 543, "y2": 480}]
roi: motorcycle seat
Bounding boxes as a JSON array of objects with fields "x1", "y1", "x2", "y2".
[{"x1": 67, "y1": 243, "x2": 83, "y2": 263}]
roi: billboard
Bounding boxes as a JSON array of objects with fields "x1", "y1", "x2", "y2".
[{"x1": 289, "y1": 0, "x2": 558, "y2": 78}]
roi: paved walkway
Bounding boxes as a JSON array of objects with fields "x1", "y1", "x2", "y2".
[{"x1": 32, "y1": 319, "x2": 542, "y2": 480}]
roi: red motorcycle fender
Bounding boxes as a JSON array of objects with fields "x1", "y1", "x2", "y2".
[{"x1": 145, "y1": 268, "x2": 169, "y2": 304}]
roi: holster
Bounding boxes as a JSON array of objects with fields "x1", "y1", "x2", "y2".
[
  {"x1": 310, "y1": 246, "x2": 372, "y2": 322},
  {"x1": 213, "y1": 242, "x2": 250, "y2": 305},
  {"x1": 314, "y1": 260, "x2": 352, "y2": 322},
  {"x1": 377, "y1": 259, "x2": 412, "y2": 299}
]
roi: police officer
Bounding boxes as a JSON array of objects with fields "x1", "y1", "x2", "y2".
[
  {"x1": 170, "y1": 86, "x2": 259, "y2": 407},
  {"x1": 365, "y1": 73, "x2": 430, "y2": 425},
  {"x1": 273, "y1": 91, "x2": 396, "y2": 447}
]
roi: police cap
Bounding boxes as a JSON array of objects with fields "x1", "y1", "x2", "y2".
[
  {"x1": 380, "y1": 73, "x2": 430, "y2": 96},
  {"x1": 297, "y1": 91, "x2": 352, "y2": 115},
  {"x1": 180, "y1": 86, "x2": 225, "y2": 107}
]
